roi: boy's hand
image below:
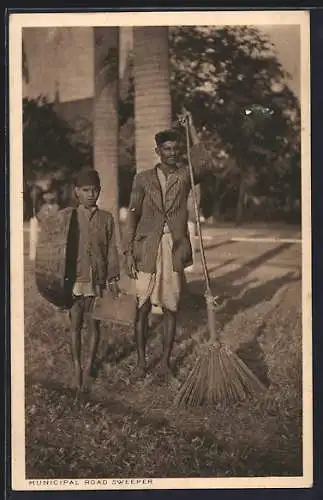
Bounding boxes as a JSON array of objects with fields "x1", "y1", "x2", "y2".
[
  {"x1": 125, "y1": 253, "x2": 138, "y2": 280},
  {"x1": 108, "y1": 281, "x2": 121, "y2": 299}
]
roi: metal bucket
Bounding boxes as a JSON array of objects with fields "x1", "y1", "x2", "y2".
[{"x1": 92, "y1": 289, "x2": 137, "y2": 327}]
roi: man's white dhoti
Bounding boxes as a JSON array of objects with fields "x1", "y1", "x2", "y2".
[
  {"x1": 135, "y1": 167, "x2": 184, "y2": 312},
  {"x1": 136, "y1": 231, "x2": 183, "y2": 312}
]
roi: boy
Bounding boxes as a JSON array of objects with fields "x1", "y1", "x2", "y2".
[{"x1": 69, "y1": 168, "x2": 120, "y2": 390}]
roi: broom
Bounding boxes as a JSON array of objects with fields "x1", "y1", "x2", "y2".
[{"x1": 174, "y1": 114, "x2": 266, "y2": 407}]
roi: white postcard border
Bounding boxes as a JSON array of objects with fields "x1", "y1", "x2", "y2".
[{"x1": 9, "y1": 9, "x2": 312, "y2": 491}]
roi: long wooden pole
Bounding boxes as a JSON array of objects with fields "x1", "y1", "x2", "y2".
[
  {"x1": 184, "y1": 118, "x2": 211, "y2": 293},
  {"x1": 184, "y1": 117, "x2": 219, "y2": 344}
]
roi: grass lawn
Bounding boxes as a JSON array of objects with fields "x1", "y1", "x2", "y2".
[{"x1": 24, "y1": 237, "x2": 303, "y2": 479}]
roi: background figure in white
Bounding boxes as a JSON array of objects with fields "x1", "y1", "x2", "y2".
[
  {"x1": 186, "y1": 184, "x2": 201, "y2": 273},
  {"x1": 36, "y1": 191, "x2": 60, "y2": 224},
  {"x1": 29, "y1": 215, "x2": 39, "y2": 261},
  {"x1": 28, "y1": 185, "x2": 42, "y2": 262},
  {"x1": 29, "y1": 186, "x2": 60, "y2": 261}
]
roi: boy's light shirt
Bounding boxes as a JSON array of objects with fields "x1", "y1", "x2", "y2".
[{"x1": 72, "y1": 203, "x2": 97, "y2": 297}]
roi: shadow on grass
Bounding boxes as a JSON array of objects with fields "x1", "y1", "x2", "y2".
[
  {"x1": 80, "y1": 243, "x2": 298, "y2": 386},
  {"x1": 192, "y1": 242, "x2": 295, "y2": 295},
  {"x1": 173, "y1": 242, "x2": 299, "y2": 381},
  {"x1": 206, "y1": 257, "x2": 237, "y2": 275},
  {"x1": 197, "y1": 239, "x2": 236, "y2": 253}
]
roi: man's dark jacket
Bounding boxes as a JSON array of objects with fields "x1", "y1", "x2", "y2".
[{"x1": 123, "y1": 143, "x2": 213, "y2": 273}]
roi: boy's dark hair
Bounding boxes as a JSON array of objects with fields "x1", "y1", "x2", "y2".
[{"x1": 74, "y1": 168, "x2": 101, "y2": 188}]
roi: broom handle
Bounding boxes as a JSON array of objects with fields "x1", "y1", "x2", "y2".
[
  {"x1": 185, "y1": 119, "x2": 211, "y2": 294},
  {"x1": 185, "y1": 119, "x2": 219, "y2": 343}
]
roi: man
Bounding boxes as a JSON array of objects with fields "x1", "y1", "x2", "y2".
[{"x1": 123, "y1": 112, "x2": 214, "y2": 379}]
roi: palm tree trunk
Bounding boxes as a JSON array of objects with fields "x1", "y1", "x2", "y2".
[
  {"x1": 133, "y1": 27, "x2": 172, "y2": 172},
  {"x1": 133, "y1": 27, "x2": 172, "y2": 313},
  {"x1": 93, "y1": 27, "x2": 120, "y2": 245}
]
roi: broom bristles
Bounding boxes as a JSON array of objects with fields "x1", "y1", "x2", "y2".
[{"x1": 174, "y1": 344, "x2": 266, "y2": 408}]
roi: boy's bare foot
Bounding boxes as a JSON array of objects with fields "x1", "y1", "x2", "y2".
[
  {"x1": 132, "y1": 363, "x2": 147, "y2": 380},
  {"x1": 81, "y1": 363, "x2": 93, "y2": 390},
  {"x1": 72, "y1": 363, "x2": 83, "y2": 390},
  {"x1": 82, "y1": 376, "x2": 92, "y2": 393}
]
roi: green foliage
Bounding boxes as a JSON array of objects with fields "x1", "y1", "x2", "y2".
[
  {"x1": 23, "y1": 96, "x2": 92, "y2": 183},
  {"x1": 23, "y1": 96, "x2": 93, "y2": 217},
  {"x1": 168, "y1": 26, "x2": 301, "y2": 223}
]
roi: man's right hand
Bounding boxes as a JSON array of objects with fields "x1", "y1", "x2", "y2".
[
  {"x1": 177, "y1": 108, "x2": 199, "y2": 146},
  {"x1": 125, "y1": 253, "x2": 138, "y2": 280},
  {"x1": 177, "y1": 108, "x2": 193, "y2": 128}
]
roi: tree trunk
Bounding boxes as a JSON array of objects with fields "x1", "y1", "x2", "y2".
[
  {"x1": 236, "y1": 175, "x2": 247, "y2": 226},
  {"x1": 133, "y1": 27, "x2": 172, "y2": 313},
  {"x1": 93, "y1": 27, "x2": 120, "y2": 245},
  {"x1": 133, "y1": 27, "x2": 172, "y2": 172}
]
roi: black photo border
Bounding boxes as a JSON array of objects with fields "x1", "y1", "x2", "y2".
[{"x1": 3, "y1": 4, "x2": 323, "y2": 500}]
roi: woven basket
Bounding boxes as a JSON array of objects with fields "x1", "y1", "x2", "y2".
[{"x1": 35, "y1": 208, "x2": 78, "y2": 309}]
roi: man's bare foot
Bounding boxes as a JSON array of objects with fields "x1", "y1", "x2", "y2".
[
  {"x1": 84, "y1": 361, "x2": 96, "y2": 379},
  {"x1": 72, "y1": 363, "x2": 82, "y2": 390},
  {"x1": 155, "y1": 362, "x2": 175, "y2": 382},
  {"x1": 132, "y1": 363, "x2": 147, "y2": 380},
  {"x1": 82, "y1": 362, "x2": 96, "y2": 390}
]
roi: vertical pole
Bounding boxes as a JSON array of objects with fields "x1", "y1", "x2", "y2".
[{"x1": 93, "y1": 27, "x2": 120, "y2": 246}]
